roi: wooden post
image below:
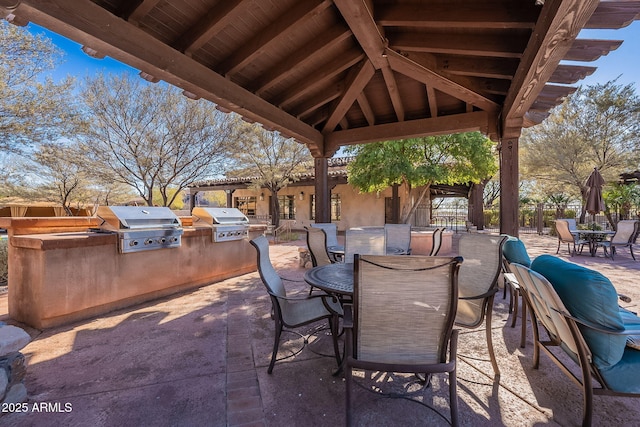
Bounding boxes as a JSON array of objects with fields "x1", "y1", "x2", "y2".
[
  {"x1": 391, "y1": 184, "x2": 400, "y2": 224},
  {"x1": 314, "y1": 157, "x2": 330, "y2": 223},
  {"x1": 225, "y1": 189, "x2": 234, "y2": 208},
  {"x1": 500, "y1": 138, "x2": 519, "y2": 237},
  {"x1": 470, "y1": 183, "x2": 485, "y2": 230}
]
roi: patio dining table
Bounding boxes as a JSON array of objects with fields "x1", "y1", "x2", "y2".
[
  {"x1": 304, "y1": 262, "x2": 354, "y2": 297},
  {"x1": 576, "y1": 229, "x2": 615, "y2": 257},
  {"x1": 327, "y1": 245, "x2": 406, "y2": 260}
]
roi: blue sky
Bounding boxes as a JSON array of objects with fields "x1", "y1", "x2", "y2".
[{"x1": 28, "y1": 20, "x2": 640, "y2": 90}]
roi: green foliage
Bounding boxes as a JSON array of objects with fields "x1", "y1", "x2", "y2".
[
  {"x1": 346, "y1": 132, "x2": 497, "y2": 192},
  {"x1": 604, "y1": 183, "x2": 640, "y2": 219}
]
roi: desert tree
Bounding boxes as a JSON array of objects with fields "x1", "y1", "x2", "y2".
[{"x1": 80, "y1": 74, "x2": 236, "y2": 207}]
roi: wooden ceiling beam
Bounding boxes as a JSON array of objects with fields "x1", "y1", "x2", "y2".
[
  {"x1": 437, "y1": 56, "x2": 519, "y2": 80},
  {"x1": 252, "y1": 26, "x2": 352, "y2": 96},
  {"x1": 323, "y1": 60, "x2": 375, "y2": 133},
  {"x1": 586, "y1": 2, "x2": 640, "y2": 29},
  {"x1": 386, "y1": 50, "x2": 499, "y2": 112},
  {"x1": 548, "y1": 64, "x2": 596, "y2": 84},
  {"x1": 174, "y1": 0, "x2": 244, "y2": 56},
  {"x1": 564, "y1": 39, "x2": 623, "y2": 61},
  {"x1": 218, "y1": 0, "x2": 332, "y2": 76},
  {"x1": 381, "y1": 66, "x2": 405, "y2": 122},
  {"x1": 390, "y1": 33, "x2": 529, "y2": 58},
  {"x1": 503, "y1": 0, "x2": 601, "y2": 135},
  {"x1": 376, "y1": 3, "x2": 538, "y2": 29},
  {"x1": 274, "y1": 49, "x2": 365, "y2": 108},
  {"x1": 127, "y1": 0, "x2": 160, "y2": 24},
  {"x1": 292, "y1": 85, "x2": 343, "y2": 119},
  {"x1": 325, "y1": 111, "x2": 495, "y2": 152},
  {"x1": 426, "y1": 85, "x2": 438, "y2": 118},
  {"x1": 333, "y1": 0, "x2": 388, "y2": 70},
  {"x1": 357, "y1": 93, "x2": 376, "y2": 126},
  {"x1": 4, "y1": 0, "x2": 324, "y2": 151}
]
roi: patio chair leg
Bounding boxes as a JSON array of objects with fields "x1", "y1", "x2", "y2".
[
  {"x1": 520, "y1": 298, "x2": 527, "y2": 349},
  {"x1": 631, "y1": 245, "x2": 636, "y2": 261},
  {"x1": 556, "y1": 239, "x2": 561, "y2": 254},
  {"x1": 268, "y1": 322, "x2": 283, "y2": 374},
  {"x1": 485, "y1": 297, "x2": 500, "y2": 378}
]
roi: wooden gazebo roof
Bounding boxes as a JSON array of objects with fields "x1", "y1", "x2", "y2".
[{"x1": 2, "y1": 0, "x2": 639, "y2": 158}]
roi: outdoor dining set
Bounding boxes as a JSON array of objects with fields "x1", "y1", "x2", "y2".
[
  {"x1": 248, "y1": 220, "x2": 640, "y2": 426},
  {"x1": 554, "y1": 218, "x2": 638, "y2": 260}
]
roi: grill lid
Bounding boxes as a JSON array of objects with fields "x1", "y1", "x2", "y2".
[
  {"x1": 192, "y1": 207, "x2": 249, "y2": 225},
  {"x1": 97, "y1": 206, "x2": 182, "y2": 231}
]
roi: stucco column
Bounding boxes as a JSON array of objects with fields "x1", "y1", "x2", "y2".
[
  {"x1": 314, "y1": 157, "x2": 330, "y2": 223},
  {"x1": 499, "y1": 137, "x2": 519, "y2": 237},
  {"x1": 391, "y1": 184, "x2": 400, "y2": 224}
]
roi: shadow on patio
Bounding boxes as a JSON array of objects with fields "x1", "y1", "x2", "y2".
[{"x1": 2, "y1": 233, "x2": 640, "y2": 426}]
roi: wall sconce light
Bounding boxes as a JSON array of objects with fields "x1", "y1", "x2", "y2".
[
  {"x1": 299, "y1": 191, "x2": 305, "y2": 201},
  {"x1": 259, "y1": 193, "x2": 264, "y2": 201},
  {"x1": 376, "y1": 191, "x2": 381, "y2": 199}
]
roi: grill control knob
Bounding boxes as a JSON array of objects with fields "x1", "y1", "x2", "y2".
[
  {"x1": 144, "y1": 239, "x2": 153, "y2": 245},
  {"x1": 130, "y1": 240, "x2": 139, "y2": 246},
  {"x1": 160, "y1": 238, "x2": 166, "y2": 243}
]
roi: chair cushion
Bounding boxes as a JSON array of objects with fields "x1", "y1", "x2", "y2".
[
  {"x1": 502, "y1": 236, "x2": 531, "y2": 267},
  {"x1": 599, "y1": 347, "x2": 640, "y2": 393},
  {"x1": 531, "y1": 255, "x2": 625, "y2": 369}
]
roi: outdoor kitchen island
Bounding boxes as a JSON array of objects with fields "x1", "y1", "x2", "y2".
[{"x1": 1, "y1": 213, "x2": 264, "y2": 329}]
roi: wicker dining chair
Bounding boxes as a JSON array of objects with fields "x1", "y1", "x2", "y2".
[
  {"x1": 454, "y1": 233, "x2": 507, "y2": 378},
  {"x1": 250, "y1": 236, "x2": 342, "y2": 373},
  {"x1": 344, "y1": 254, "x2": 463, "y2": 426}
]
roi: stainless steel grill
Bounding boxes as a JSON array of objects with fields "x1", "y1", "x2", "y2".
[
  {"x1": 192, "y1": 207, "x2": 249, "y2": 242},
  {"x1": 96, "y1": 206, "x2": 183, "y2": 253}
]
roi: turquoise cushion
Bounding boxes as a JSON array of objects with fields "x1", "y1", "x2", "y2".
[
  {"x1": 531, "y1": 255, "x2": 625, "y2": 369},
  {"x1": 599, "y1": 347, "x2": 640, "y2": 393},
  {"x1": 502, "y1": 236, "x2": 531, "y2": 267}
]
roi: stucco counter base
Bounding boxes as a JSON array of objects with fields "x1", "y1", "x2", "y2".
[{"x1": 8, "y1": 227, "x2": 259, "y2": 329}]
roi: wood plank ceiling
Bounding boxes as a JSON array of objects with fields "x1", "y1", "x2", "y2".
[{"x1": 2, "y1": 0, "x2": 639, "y2": 158}]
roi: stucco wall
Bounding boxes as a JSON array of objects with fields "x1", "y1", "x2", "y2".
[{"x1": 7, "y1": 223, "x2": 261, "y2": 329}]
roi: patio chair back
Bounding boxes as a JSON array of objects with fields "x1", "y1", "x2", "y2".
[
  {"x1": 306, "y1": 227, "x2": 332, "y2": 267},
  {"x1": 310, "y1": 223, "x2": 339, "y2": 247},
  {"x1": 555, "y1": 219, "x2": 587, "y2": 256},
  {"x1": 250, "y1": 235, "x2": 342, "y2": 373},
  {"x1": 384, "y1": 223, "x2": 412, "y2": 254},
  {"x1": 612, "y1": 220, "x2": 637, "y2": 244},
  {"x1": 345, "y1": 254, "x2": 463, "y2": 426},
  {"x1": 344, "y1": 228, "x2": 386, "y2": 263},
  {"x1": 454, "y1": 233, "x2": 507, "y2": 377},
  {"x1": 430, "y1": 227, "x2": 445, "y2": 256}
]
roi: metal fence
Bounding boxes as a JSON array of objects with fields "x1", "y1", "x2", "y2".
[{"x1": 431, "y1": 203, "x2": 616, "y2": 234}]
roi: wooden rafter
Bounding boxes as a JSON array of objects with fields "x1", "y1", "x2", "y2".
[
  {"x1": 127, "y1": 0, "x2": 160, "y2": 24},
  {"x1": 2, "y1": 0, "x2": 324, "y2": 151},
  {"x1": 252, "y1": 26, "x2": 352, "y2": 95},
  {"x1": 502, "y1": 0, "x2": 601, "y2": 137},
  {"x1": 217, "y1": 0, "x2": 332, "y2": 76},
  {"x1": 357, "y1": 93, "x2": 375, "y2": 126},
  {"x1": 322, "y1": 59, "x2": 375, "y2": 133},
  {"x1": 376, "y1": 3, "x2": 538, "y2": 29},
  {"x1": 273, "y1": 49, "x2": 365, "y2": 108},
  {"x1": 173, "y1": 0, "x2": 245, "y2": 56},
  {"x1": 325, "y1": 111, "x2": 495, "y2": 152},
  {"x1": 390, "y1": 33, "x2": 529, "y2": 58},
  {"x1": 385, "y1": 49, "x2": 499, "y2": 112}
]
